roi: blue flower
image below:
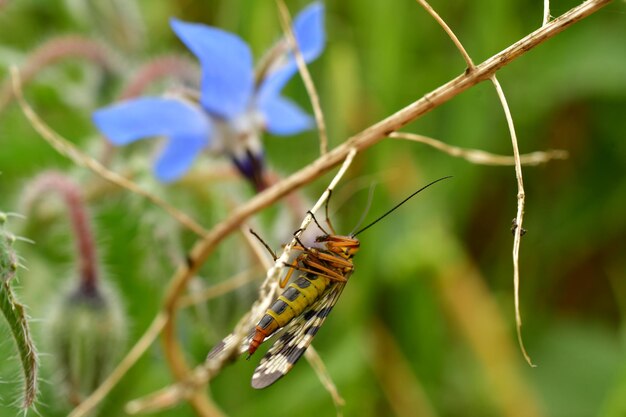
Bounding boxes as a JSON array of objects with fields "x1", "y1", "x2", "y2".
[{"x1": 93, "y1": 3, "x2": 325, "y2": 189}]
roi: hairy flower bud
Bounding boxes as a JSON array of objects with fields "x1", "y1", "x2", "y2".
[{"x1": 47, "y1": 278, "x2": 126, "y2": 405}]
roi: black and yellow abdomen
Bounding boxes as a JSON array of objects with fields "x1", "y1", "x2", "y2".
[{"x1": 248, "y1": 273, "x2": 331, "y2": 355}]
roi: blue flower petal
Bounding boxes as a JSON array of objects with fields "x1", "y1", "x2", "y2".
[
  {"x1": 259, "y1": 95, "x2": 313, "y2": 136},
  {"x1": 258, "y1": 3, "x2": 325, "y2": 102},
  {"x1": 171, "y1": 18, "x2": 254, "y2": 120},
  {"x1": 92, "y1": 97, "x2": 212, "y2": 182},
  {"x1": 293, "y1": 2, "x2": 325, "y2": 63},
  {"x1": 257, "y1": 66, "x2": 297, "y2": 105},
  {"x1": 93, "y1": 97, "x2": 212, "y2": 146},
  {"x1": 154, "y1": 133, "x2": 208, "y2": 182}
]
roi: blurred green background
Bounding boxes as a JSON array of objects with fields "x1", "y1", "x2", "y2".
[{"x1": 1, "y1": 0, "x2": 625, "y2": 416}]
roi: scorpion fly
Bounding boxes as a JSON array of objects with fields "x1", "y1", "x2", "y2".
[{"x1": 206, "y1": 176, "x2": 451, "y2": 388}]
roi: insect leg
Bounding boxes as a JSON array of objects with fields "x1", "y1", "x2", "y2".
[
  {"x1": 288, "y1": 260, "x2": 348, "y2": 282},
  {"x1": 307, "y1": 210, "x2": 330, "y2": 236},
  {"x1": 313, "y1": 251, "x2": 354, "y2": 269},
  {"x1": 279, "y1": 259, "x2": 300, "y2": 287},
  {"x1": 324, "y1": 189, "x2": 337, "y2": 235}
]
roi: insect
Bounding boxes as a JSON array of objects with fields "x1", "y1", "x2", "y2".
[{"x1": 206, "y1": 176, "x2": 450, "y2": 388}]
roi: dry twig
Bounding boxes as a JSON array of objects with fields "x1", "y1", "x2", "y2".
[
  {"x1": 416, "y1": 0, "x2": 475, "y2": 69},
  {"x1": 544, "y1": 0, "x2": 552, "y2": 25},
  {"x1": 390, "y1": 132, "x2": 568, "y2": 166},
  {"x1": 415, "y1": 0, "x2": 539, "y2": 366},
  {"x1": 490, "y1": 75, "x2": 534, "y2": 366},
  {"x1": 276, "y1": 0, "x2": 329, "y2": 155}
]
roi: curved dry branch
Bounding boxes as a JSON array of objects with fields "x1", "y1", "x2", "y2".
[
  {"x1": 390, "y1": 132, "x2": 568, "y2": 166},
  {"x1": 415, "y1": 0, "x2": 544, "y2": 366},
  {"x1": 491, "y1": 74, "x2": 534, "y2": 366}
]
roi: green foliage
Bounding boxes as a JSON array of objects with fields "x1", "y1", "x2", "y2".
[{"x1": 1, "y1": 0, "x2": 625, "y2": 416}]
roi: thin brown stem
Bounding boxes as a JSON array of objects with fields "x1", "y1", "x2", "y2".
[
  {"x1": 390, "y1": 132, "x2": 568, "y2": 166},
  {"x1": 275, "y1": 0, "x2": 329, "y2": 155},
  {"x1": 416, "y1": 0, "x2": 542, "y2": 366},
  {"x1": 416, "y1": 0, "x2": 475, "y2": 69},
  {"x1": 543, "y1": 0, "x2": 552, "y2": 25},
  {"x1": 490, "y1": 75, "x2": 534, "y2": 366}
]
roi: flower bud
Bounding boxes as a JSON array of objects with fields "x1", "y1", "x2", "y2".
[{"x1": 47, "y1": 278, "x2": 126, "y2": 405}]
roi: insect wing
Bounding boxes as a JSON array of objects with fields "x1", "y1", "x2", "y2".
[
  {"x1": 251, "y1": 282, "x2": 346, "y2": 389},
  {"x1": 206, "y1": 329, "x2": 255, "y2": 362}
]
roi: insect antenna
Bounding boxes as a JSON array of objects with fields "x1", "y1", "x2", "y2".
[
  {"x1": 352, "y1": 176, "x2": 452, "y2": 237},
  {"x1": 249, "y1": 228, "x2": 277, "y2": 261}
]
